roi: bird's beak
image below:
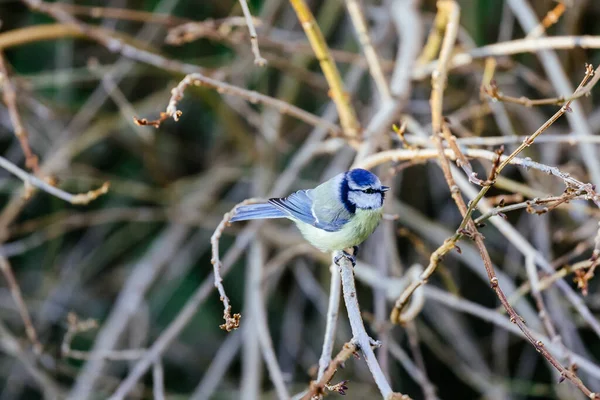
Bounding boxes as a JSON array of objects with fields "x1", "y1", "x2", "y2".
[{"x1": 381, "y1": 186, "x2": 390, "y2": 192}]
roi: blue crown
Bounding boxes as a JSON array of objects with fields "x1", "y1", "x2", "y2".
[{"x1": 348, "y1": 169, "x2": 377, "y2": 187}]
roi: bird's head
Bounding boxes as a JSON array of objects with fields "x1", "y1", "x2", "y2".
[{"x1": 342, "y1": 169, "x2": 389, "y2": 211}]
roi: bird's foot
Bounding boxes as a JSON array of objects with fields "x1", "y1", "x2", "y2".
[
  {"x1": 334, "y1": 250, "x2": 356, "y2": 267},
  {"x1": 368, "y1": 336, "x2": 382, "y2": 348},
  {"x1": 351, "y1": 336, "x2": 382, "y2": 350}
]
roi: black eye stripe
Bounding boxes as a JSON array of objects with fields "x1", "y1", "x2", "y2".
[{"x1": 350, "y1": 188, "x2": 380, "y2": 194}]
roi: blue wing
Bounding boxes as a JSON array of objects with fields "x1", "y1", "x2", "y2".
[
  {"x1": 230, "y1": 203, "x2": 286, "y2": 222},
  {"x1": 269, "y1": 190, "x2": 347, "y2": 232}
]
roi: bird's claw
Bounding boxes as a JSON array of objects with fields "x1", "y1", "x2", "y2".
[
  {"x1": 334, "y1": 250, "x2": 356, "y2": 267},
  {"x1": 351, "y1": 336, "x2": 382, "y2": 350}
]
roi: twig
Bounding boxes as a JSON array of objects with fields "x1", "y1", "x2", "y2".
[
  {"x1": 303, "y1": 341, "x2": 356, "y2": 400},
  {"x1": 415, "y1": 5, "x2": 448, "y2": 65},
  {"x1": 190, "y1": 331, "x2": 242, "y2": 400},
  {"x1": 0, "y1": 319, "x2": 62, "y2": 398},
  {"x1": 507, "y1": 258, "x2": 600, "y2": 308},
  {"x1": 334, "y1": 252, "x2": 409, "y2": 400},
  {"x1": 440, "y1": 122, "x2": 485, "y2": 185},
  {"x1": 238, "y1": 0, "x2": 267, "y2": 66},
  {"x1": 71, "y1": 226, "x2": 189, "y2": 399},
  {"x1": 0, "y1": 51, "x2": 39, "y2": 173},
  {"x1": 51, "y1": 3, "x2": 189, "y2": 26},
  {"x1": 134, "y1": 73, "x2": 342, "y2": 136},
  {"x1": 0, "y1": 155, "x2": 109, "y2": 205},
  {"x1": 483, "y1": 74, "x2": 598, "y2": 107},
  {"x1": 211, "y1": 199, "x2": 266, "y2": 331},
  {"x1": 344, "y1": 0, "x2": 392, "y2": 101},
  {"x1": 405, "y1": 322, "x2": 438, "y2": 400},
  {"x1": 21, "y1": 1, "x2": 206, "y2": 75},
  {"x1": 526, "y1": 1, "x2": 566, "y2": 39},
  {"x1": 401, "y1": 132, "x2": 600, "y2": 146},
  {"x1": 250, "y1": 241, "x2": 290, "y2": 399},
  {"x1": 413, "y1": 35, "x2": 600, "y2": 79},
  {"x1": 0, "y1": 255, "x2": 41, "y2": 354},
  {"x1": 166, "y1": 17, "x2": 261, "y2": 45},
  {"x1": 289, "y1": 0, "x2": 361, "y2": 138},
  {"x1": 316, "y1": 264, "x2": 341, "y2": 380},
  {"x1": 474, "y1": 193, "x2": 585, "y2": 225},
  {"x1": 61, "y1": 313, "x2": 145, "y2": 361},
  {"x1": 152, "y1": 361, "x2": 165, "y2": 400}
]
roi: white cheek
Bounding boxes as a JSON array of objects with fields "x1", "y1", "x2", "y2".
[{"x1": 349, "y1": 192, "x2": 382, "y2": 209}]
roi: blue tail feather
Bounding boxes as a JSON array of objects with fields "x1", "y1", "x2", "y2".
[{"x1": 230, "y1": 203, "x2": 287, "y2": 222}]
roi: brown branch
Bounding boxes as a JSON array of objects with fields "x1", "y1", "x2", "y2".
[
  {"x1": 0, "y1": 256, "x2": 42, "y2": 354},
  {"x1": 50, "y1": 3, "x2": 189, "y2": 26},
  {"x1": 0, "y1": 52, "x2": 39, "y2": 173},
  {"x1": 134, "y1": 73, "x2": 342, "y2": 137},
  {"x1": 210, "y1": 198, "x2": 266, "y2": 331},
  {"x1": 62, "y1": 313, "x2": 145, "y2": 361},
  {"x1": 302, "y1": 342, "x2": 357, "y2": 400},
  {"x1": 390, "y1": 2, "x2": 598, "y2": 397}
]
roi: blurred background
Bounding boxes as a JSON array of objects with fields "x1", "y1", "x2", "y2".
[{"x1": 1, "y1": 0, "x2": 600, "y2": 399}]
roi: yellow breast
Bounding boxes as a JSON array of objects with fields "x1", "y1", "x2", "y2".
[{"x1": 295, "y1": 208, "x2": 383, "y2": 252}]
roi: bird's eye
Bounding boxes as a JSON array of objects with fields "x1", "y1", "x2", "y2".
[{"x1": 362, "y1": 188, "x2": 374, "y2": 194}]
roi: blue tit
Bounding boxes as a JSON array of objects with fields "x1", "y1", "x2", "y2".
[{"x1": 230, "y1": 168, "x2": 389, "y2": 264}]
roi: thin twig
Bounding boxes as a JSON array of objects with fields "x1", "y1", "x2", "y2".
[
  {"x1": 61, "y1": 313, "x2": 145, "y2": 361},
  {"x1": 334, "y1": 252, "x2": 409, "y2": 400},
  {"x1": 316, "y1": 264, "x2": 341, "y2": 380},
  {"x1": 526, "y1": 1, "x2": 566, "y2": 39},
  {"x1": 303, "y1": 342, "x2": 356, "y2": 400},
  {"x1": 344, "y1": 0, "x2": 392, "y2": 101},
  {"x1": 0, "y1": 155, "x2": 109, "y2": 205},
  {"x1": 152, "y1": 361, "x2": 165, "y2": 400},
  {"x1": 51, "y1": 3, "x2": 189, "y2": 26},
  {"x1": 134, "y1": 73, "x2": 342, "y2": 136},
  {"x1": 0, "y1": 51, "x2": 39, "y2": 173},
  {"x1": 211, "y1": 198, "x2": 266, "y2": 331},
  {"x1": 0, "y1": 255, "x2": 42, "y2": 354},
  {"x1": 238, "y1": 0, "x2": 267, "y2": 66}
]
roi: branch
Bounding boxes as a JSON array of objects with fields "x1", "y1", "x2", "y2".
[
  {"x1": 316, "y1": 264, "x2": 341, "y2": 379},
  {"x1": 133, "y1": 73, "x2": 342, "y2": 137},
  {"x1": 0, "y1": 51, "x2": 39, "y2": 173},
  {"x1": 334, "y1": 252, "x2": 410, "y2": 400},
  {"x1": 289, "y1": 0, "x2": 362, "y2": 138},
  {"x1": 238, "y1": 0, "x2": 267, "y2": 66},
  {"x1": 0, "y1": 155, "x2": 109, "y2": 205}
]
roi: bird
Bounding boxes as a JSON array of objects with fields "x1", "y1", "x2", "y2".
[{"x1": 230, "y1": 168, "x2": 389, "y2": 265}]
